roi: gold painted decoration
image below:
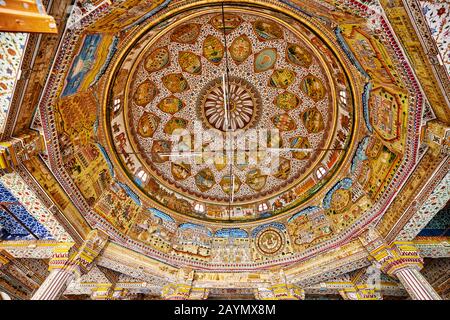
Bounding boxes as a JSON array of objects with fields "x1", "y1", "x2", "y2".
[
  {"x1": 274, "y1": 91, "x2": 300, "y2": 111},
  {"x1": 133, "y1": 80, "x2": 158, "y2": 106},
  {"x1": 203, "y1": 35, "x2": 224, "y2": 64},
  {"x1": 170, "y1": 23, "x2": 201, "y2": 44},
  {"x1": 301, "y1": 75, "x2": 326, "y2": 101},
  {"x1": 289, "y1": 136, "x2": 311, "y2": 160},
  {"x1": 246, "y1": 169, "x2": 267, "y2": 191},
  {"x1": 253, "y1": 20, "x2": 283, "y2": 41},
  {"x1": 144, "y1": 47, "x2": 170, "y2": 72},
  {"x1": 219, "y1": 175, "x2": 241, "y2": 195},
  {"x1": 330, "y1": 189, "x2": 351, "y2": 211},
  {"x1": 302, "y1": 108, "x2": 324, "y2": 133},
  {"x1": 369, "y1": 87, "x2": 401, "y2": 141},
  {"x1": 269, "y1": 69, "x2": 296, "y2": 89},
  {"x1": 214, "y1": 154, "x2": 227, "y2": 171},
  {"x1": 151, "y1": 140, "x2": 171, "y2": 163},
  {"x1": 163, "y1": 117, "x2": 188, "y2": 134},
  {"x1": 254, "y1": 48, "x2": 277, "y2": 72},
  {"x1": 137, "y1": 112, "x2": 160, "y2": 138},
  {"x1": 157, "y1": 96, "x2": 184, "y2": 114},
  {"x1": 162, "y1": 73, "x2": 189, "y2": 93},
  {"x1": 286, "y1": 43, "x2": 312, "y2": 68},
  {"x1": 178, "y1": 51, "x2": 202, "y2": 75},
  {"x1": 255, "y1": 228, "x2": 284, "y2": 256},
  {"x1": 273, "y1": 157, "x2": 291, "y2": 180},
  {"x1": 171, "y1": 162, "x2": 191, "y2": 180},
  {"x1": 229, "y1": 35, "x2": 252, "y2": 64},
  {"x1": 271, "y1": 114, "x2": 296, "y2": 131},
  {"x1": 210, "y1": 14, "x2": 243, "y2": 34},
  {"x1": 195, "y1": 168, "x2": 215, "y2": 192}
]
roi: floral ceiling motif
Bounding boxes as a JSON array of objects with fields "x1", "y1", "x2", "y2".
[
  {"x1": 420, "y1": 1, "x2": 450, "y2": 75},
  {"x1": 0, "y1": 32, "x2": 27, "y2": 132}
]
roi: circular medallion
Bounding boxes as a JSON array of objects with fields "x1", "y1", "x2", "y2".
[
  {"x1": 198, "y1": 76, "x2": 261, "y2": 131},
  {"x1": 256, "y1": 228, "x2": 284, "y2": 255}
]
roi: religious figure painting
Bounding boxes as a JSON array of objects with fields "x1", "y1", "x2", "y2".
[
  {"x1": 178, "y1": 51, "x2": 202, "y2": 74},
  {"x1": 133, "y1": 80, "x2": 159, "y2": 106},
  {"x1": 157, "y1": 96, "x2": 184, "y2": 114},
  {"x1": 274, "y1": 91, "x2": 300, "y2": 111},
  {"x1": 171, "y1": 23, "x2": 201, "y2": 44},
  {"x1": 195, "y1": 168, "x2": 216, "y2": 192},
  {"x1": 203, "y1": 35, "x2": 224, "y2": 64},
  {"x1": 301, "y1": 75, "x2": 326, "y2": 102},
  {"x1": 254, "y1": 48, "x2": 277, "y2": 72},
  {"x1": 210, "y1": 14, "x2": 243, "y2": 33},
  {"x1": 253, "y1": 20, "x2": 283, "y2": 41},
  {"x1": 230, "y1": 35, "x2": 252, "y2": 64},
  {"x1": 246, "y1": 169, "x2": 267, "y2": 191},
  {"x1": 269, "y1": 69, "x2": 296, "y2": 89},
  {"x1": 144, "y1": 47, "x2": 170, "y2": 72},
  {"x1": 286, "y1": 43, "x2": 312, "y2": 68},
  {"x1": 271, "y1": 114, "x2": 296, "y2": 131},
  {"x1": 162, "y1": 73, "x2": 189, "y2": 93},
  {"x1": 163, "y1": 117, "x2": 188, "y2": 134},
  {"x1": 137, "y1": 112, "x2": 160, "y2": 138},
  {"x1": 302, "y1": 108, "x2": 325, "y2": 133},
  {"x1": 290, "y1": 136, "x2": 311, "y2": 160},
  {"x1": 171, "y1": 162, "x2": 191, "y2": 181},
  {"x1": 220, "y1": 175, "x2": 242, "y2": 195},
  {"x1": 151, "y1": 140, "x2": 171, "y2": 163}
]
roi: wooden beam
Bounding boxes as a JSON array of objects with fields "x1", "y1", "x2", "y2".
[{"x1": 0, "y1": 0, "x2": 57, "y2": 33}]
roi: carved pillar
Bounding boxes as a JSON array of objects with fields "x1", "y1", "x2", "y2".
[
  {"x1": 31, "y1": 230, "x2": 108, "y2": 300},
  {"x1": 0, "y1": 131, "x2": 44, "y2": 172},
  {"x1": 370, "y1": 242, "x2": 442, "y2": 300}
]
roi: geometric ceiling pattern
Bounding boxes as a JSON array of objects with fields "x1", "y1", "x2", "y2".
[
  {"x1": 420, "y1": 1, "x2": 450, "y2": 75},
  {"x1": 0, "y1": 32, "x2": 28, "y2": 132},
  {"x1": 0, "y1": 180, "x2": 53, "y2": 241},
  {"x1": 0, "y1": 173, "x2": 72, "y2": 242}
]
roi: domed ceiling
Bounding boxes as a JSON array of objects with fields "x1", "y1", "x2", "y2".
[
  {"x1": 106, "y1": 8, "x2": 356, "y2": 223},
  {"x1": 26, "y1": 0, "x2": 437, "y2": 271}
]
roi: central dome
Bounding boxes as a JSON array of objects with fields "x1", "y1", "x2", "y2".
[{"x1": 106, "y1": 7, "x2": 355, "y2": 222}]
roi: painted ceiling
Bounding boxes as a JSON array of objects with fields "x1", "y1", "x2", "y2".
[{"x1": 1, "y1": 0, "x2": 449, "y2": 284}]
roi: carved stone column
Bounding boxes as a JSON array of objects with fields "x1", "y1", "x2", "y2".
[
  {"x1": 31, "y1": 230, "x2": 108, "y2": 300},
  {"x1": 370, "y1": 242, "x2": 442, "y2": 300}
]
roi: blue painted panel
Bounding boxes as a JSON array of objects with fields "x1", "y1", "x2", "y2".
[
  {"x1": 215, "y1": 228, "x2": 248, "y2": 238},
  {"x1": 62, "y1": 34, "x2": 103, "y2": 97},
  {"x1": 0, "y1": 182, "x2": 54, "y2": 240}
]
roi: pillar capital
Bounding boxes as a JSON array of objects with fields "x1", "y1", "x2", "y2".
[
  {"x1": 48, "y1": 242, "x2": 75, "y2": 271},
  {"x1": 0, "y1": 131, "x2": 44, "y2": 171},
  {"x1": 161, "y1": 269, "x2": 208, "y2": 300},
  {"x1": 255, "y1": 270, "x2": 304, "y2": 300},
  {"x1": 0, "y1": 249, "x2": 13, "y2": 268},
  {"x1": 369, "y1": 241, "x2": 423, "y2": 276},
  {"x1": 70, "y1": 229, "x2": 108, "y2": 275},
  {"x1": 31, "y1": 230, "x2": 108, "y2": 300},
  {"x1": 161, "y1": 283, "x2": 208, "y2": 300},
  {"x1": 339, "y1": 284, "x2": 381, "y2": 300}
]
